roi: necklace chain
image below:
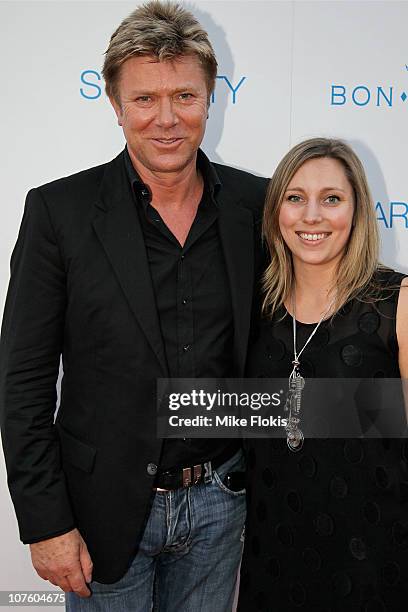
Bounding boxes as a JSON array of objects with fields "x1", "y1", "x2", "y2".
[
  {"x1": 290, "y1": 291, "x2": 335, "y2": 377},
  {"x1": 284, "y1": 290, "x2": 335, "y2": 452}
]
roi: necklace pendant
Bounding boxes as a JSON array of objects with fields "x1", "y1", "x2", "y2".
[
  {"x1": 287, "y1": 287, "x2": 332, "y2": 455},
  {"x1": 287, "y1": 428, "x2": 304, "y2": 452},
  {"x1": 285, "y1": 372, "x2": 305, "y2": 452},
  {"x1": 296, "y1": 374, "x2": 305, "y2": 391}
]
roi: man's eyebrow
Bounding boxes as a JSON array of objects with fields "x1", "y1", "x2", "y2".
[
  {"x1": 127, "y1": 89, "x2": 155, "y2": 95},
  {"x1": 128, "y1": 84, "x2": 202, "y2": 96}
]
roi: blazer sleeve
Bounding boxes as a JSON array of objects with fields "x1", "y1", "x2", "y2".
[{"x1": 0, "y1": 188, "x2": 75, "y2": 543}]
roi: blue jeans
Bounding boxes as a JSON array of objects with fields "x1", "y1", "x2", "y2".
[{"x1": 66, "y1": 449, "x2": 246, "y2": 612}]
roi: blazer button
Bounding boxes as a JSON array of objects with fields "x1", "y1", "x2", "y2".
[{"x1": 147, "y1": 463, "x2": 158, "y2": 476}]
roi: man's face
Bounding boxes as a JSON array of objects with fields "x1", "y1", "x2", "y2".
[{"x1": 110, "y1": 54, "x2": 209, "y2": 176}]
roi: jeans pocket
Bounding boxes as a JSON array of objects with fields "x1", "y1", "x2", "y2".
[
  {"x1": 213, "y1": 469, "x2": 246, "y2": 496},
  {"x1": 212, "y1": 450, "x2": 246, "y2": 497}
]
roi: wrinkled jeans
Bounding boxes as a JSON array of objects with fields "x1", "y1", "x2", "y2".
[{"x1": 66, "y1": 449, "x2": 246, "y2": 612}]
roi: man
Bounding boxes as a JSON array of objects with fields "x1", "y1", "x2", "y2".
[{"x1": 0, "y1": 2, "x2": 267, "y2": 610}]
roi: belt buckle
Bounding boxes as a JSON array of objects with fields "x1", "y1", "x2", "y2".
[
  {"x1": 182, "y1": 461, "x2": 212, "y2": 487},
  {"x1": 182, "y1": 467, "x2": 192, "y2": 487}
]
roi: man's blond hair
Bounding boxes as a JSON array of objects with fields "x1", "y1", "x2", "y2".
[{"x1": 102, "y1": 1, "x2": 217, "y2": 102}]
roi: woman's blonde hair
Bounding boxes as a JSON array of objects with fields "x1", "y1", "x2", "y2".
[{"x1": 262, "y1": 137, "x2": 381, "y2": 317}]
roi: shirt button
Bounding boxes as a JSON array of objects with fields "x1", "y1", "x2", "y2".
[
  {"x1": 182, "y1": 297, "x2": 189, "y2": 305},
  {"x1": 146, "y1": 463, "x2": 158, "y2": 476},
  {"x1": 183, "y1": 344, "x2": 191, "y2": 352},
  {"x1": 181, "y1": 254, "x2": 185, "y2": 260}
]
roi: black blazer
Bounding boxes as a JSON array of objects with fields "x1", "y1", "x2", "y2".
[{"x1": 0, "y1": 149, "x2": 268, "y2": 583}]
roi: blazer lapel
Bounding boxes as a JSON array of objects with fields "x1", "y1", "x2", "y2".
[
  {"x1": 92, "y1": 152, "x2": 168, "y2": 376},
  {"x1": 218, "y1": 192, "x2": 254, "y2": 376}
]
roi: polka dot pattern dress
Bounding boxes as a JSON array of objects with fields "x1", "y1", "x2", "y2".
[{"x1": 238, "y1": 270, "x2": 408, "y2": 612}]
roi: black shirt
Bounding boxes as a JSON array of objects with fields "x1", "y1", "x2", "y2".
[
  {"x1": 239, "y1": 270, "x2": 406, "y2": 611},
  {"x1": 124, "y1": 148, "x2": 239, "y2": 470}
]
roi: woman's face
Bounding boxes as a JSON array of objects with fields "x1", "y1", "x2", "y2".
[{"x1": 278, "y1": 157, "x2": 355, "y2": 270}]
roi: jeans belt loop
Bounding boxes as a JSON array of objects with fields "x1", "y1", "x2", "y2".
[
  {"x1": 203, "y1": 460, "x2": 213, "y2": 484},
  {"x1": 193, "y1": 464, "x2": 202, "y2": 484}
]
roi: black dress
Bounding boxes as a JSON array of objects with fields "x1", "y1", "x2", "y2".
[{"x1": 238, "y1": 270, "x2": 408, "y2": 612}]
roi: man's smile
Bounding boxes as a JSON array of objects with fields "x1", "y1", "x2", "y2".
[{"x1": 151, "y1": 137, "x2": 184, "y2": 146}]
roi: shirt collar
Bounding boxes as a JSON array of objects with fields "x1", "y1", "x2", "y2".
[{"x1": 124, "y1": 146, "x2": 221, "y2": 208}]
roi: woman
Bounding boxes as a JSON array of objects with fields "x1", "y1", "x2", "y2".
[{"x1": 238, "y1": 138, "x2": 408, "y2": 611}]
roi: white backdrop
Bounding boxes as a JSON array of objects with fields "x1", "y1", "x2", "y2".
[{"x1": 1, "y1": 1, "x2": 407, "y2": 608}]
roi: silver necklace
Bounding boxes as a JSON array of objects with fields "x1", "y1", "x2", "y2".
[{"x1": 284, "y1": 292, "x2": 334, "y2": 452}]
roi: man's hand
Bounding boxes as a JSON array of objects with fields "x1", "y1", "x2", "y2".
[{"x1": 30, "y1": 528, "x2": 93, "y2": 597}]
